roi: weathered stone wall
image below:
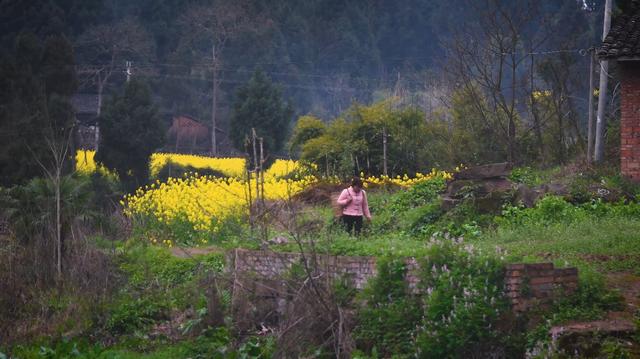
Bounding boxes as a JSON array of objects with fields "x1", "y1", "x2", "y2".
[{"x1": 227, "y1": 249, "x2": 578, "y2": 312}]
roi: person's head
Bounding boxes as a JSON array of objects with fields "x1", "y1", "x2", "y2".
[{"x1": 351, "y1": 177, "x2": 363, "y2": 192}]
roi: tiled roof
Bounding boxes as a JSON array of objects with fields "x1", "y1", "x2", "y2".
[{"x1": 598, "y1": 4, "x2": 640, "y2": 60}]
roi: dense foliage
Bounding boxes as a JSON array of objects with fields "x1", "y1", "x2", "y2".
[
  {"x1": 353, "y1": 237, "x2": 514, "y2": 358},
  {"x1": 0, "y1": 34, "x2": 77, "y2": 186},
  {"x1": 96, "y1": 80, "x2": 165, "y2": 192},
  {"x1": 2, "y1": 0, "x2": 640, "y2": 357},
  {"x1": 230, "y1": 70, "x2": 293, "y2": 155},
  {"x1": 291, "y1": 100, "x2": 451, "y2": 176}
]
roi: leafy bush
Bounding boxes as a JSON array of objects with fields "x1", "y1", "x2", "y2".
[
  {"x1": 498, "y1": 196, "x2": 584, "y2": 227},
  {"x1": 7, "y1": 328, "x2": 274, "y2": 359},
  {"x1": 509, "y1": 167, "x2": 541, "y2": 186},
  {"x1": 403, "y1": 201, "x2": 444, "y2": 235},
  {"x1": 414, "y1": 236, "x2": 512, "y2": 358},
  {"x1": 354, "y1": 235, "x2": 514, "y2": 358},
  {"x1": 9, "y1": 338, "x2": 105, "y2": 359},
  {"x1": 105, "y1": 295, "x2": 169, "y2": 335},
  {"x1": 154, "y1": 160, "x2": 226, "y2": 182},
  {"x1": 353, "y1": 257, "x2": 422, "y2": 356},
  {"x1": 500, "y1": 195, "x2": 640, "y2": 229},
  {"x1": 370, "y1": 176, "x2": 446, "y2": 233},
  {"x1": 525, "y1": 272, "x2": 625, "y2": 355}
]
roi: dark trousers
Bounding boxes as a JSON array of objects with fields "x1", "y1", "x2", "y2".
[{"x1": 342, "y1": 215, "x2": 363, "y2": 235}]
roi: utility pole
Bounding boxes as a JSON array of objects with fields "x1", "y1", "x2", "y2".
[
  {"x1": 587, "y1": 49, "x2": 595, "y2": 163},
  {"x1": 258, "y1": 136, "x2": 267, "y2": 242},
  {"x1": 252, "y1": 128, "x2": 259, "y2": 201},
  {"x1": 211, "y1": 45, "x2": 218, "y2": 156},
  {"x1": 594, "y1": 0, "x2": 613, "y2": 163},
  {"x1": 125, "y1": 61, "x2": 132, "y2": 82},
  {"x1": 382, "y1": 127, "x2": 388, "y2": 176}
]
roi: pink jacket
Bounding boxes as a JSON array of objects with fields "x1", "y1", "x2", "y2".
[{"x1": 337, "y1": 187, "x2": 371, "y2": 218}]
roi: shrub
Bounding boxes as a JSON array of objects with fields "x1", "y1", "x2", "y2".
[
  {"x1": 354, "y1": 235, "x2": 513, "y2": 358},
  {"x1": 414, "y1": 236, "x2": 511, "y2": 358},
  {"x1": 498, "y1": 195, "x2": 584, "y2": 227},
  {"x1": 525, "y1": 272, "x2": 625, "y2": 355},
  {"x1": 154, "y1": 160, "x2": 226, "y2": 182},
  {"x1": 369, "y1": 176, "x2": 446, "y2": 233},
  {"x1": 403, "y1": 201, "x2": 444, "y2": 235},
  {"x1": 509, "y1": 167, "x2": 541, "y2": 186},
  {"x1": 353, "y1": 257, "x2": 422, "y2": 356},
  {"x1": 105, "y1": 295, "x2": 169, "y2": 335}
]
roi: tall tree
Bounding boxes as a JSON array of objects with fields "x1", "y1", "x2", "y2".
[
  {"x1": 230, "y1": 69, "x2": 293, "y2": 156},
  {"x1": 0, "y1": 33, "x2": 77, "y2": 187},
  {"x1": 75, "y1": 18, "x2": 155, "y2": 149},
  {"x1": 95, "y1": 79, "x2": 165, "y2": 192},
  {"x1": 177, "y1": 0, "x2": 257, "y2": 155}
]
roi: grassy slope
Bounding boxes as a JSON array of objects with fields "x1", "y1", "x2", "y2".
[{"x1": 471, "y1": 217, "x2": 640, "y2": 274}]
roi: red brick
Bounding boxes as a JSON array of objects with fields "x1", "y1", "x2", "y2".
[
  {"x1": 524, "y1": 263, "x2": 554, "y2": 271},
  {"x1": 506, "y1": 270, "x2": 522, "y2": 277},
  {"x1": 530, "y1": 276, "x2": 554, "y2": 285},
  {"x1": 506, "y1": 263, "x2": 525, "y2": 270},
  {"x1": 506, "y1": 277, "x2": 523, "y2": 285}
]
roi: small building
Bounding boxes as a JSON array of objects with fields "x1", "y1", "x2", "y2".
[
  {"x1": 71, "y1": 94, "x2": 100, "y2": 150},
  {"x1": 167, "y1": 115, "x2": 210, "y2": 154},
  {"x1": 599, "y1": 8, "x2": 640, "y2": 181}
]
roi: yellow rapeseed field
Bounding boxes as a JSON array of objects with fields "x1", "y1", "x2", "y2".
[
  {"x1": 263, "y1": 159, "x2": 301, "y2": 179},
  {"x1": 123, "y1": 167, "x2": 452, "y2": 246},
  {"x1": 75, "y1": 150, "x2": 114, "y2": 177},
  {"x1": 361, "y1": 169, "x2": 453, "y2": 188},
  {"x1": 149, "y1": 153, "x2": 246, "y2": 178},
  {"x1": 76, "y1": 149, "x2": 453, "y2": 246},
  {"x1": 123, "y1": 174, "x2": 317, "y2": 245},
  {"x1": 75, "y1": 150, "x2": 246, "y2": 178}
]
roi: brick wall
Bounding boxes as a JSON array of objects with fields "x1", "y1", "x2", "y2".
[
  {"x1": 620, "y1": 64, "x2": 640, "y2": 181},
  {"x1": 505, "y1": 263, "x2": 578, "y2": 313},
  {"x1": 227, "y1": 249, "x2": 578, "y2": 313}
]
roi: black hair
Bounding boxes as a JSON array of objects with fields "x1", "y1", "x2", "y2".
[{"x1": 351, "y1": 177, "x2": 363, "y2": 187}]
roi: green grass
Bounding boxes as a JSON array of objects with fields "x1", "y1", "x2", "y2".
[
  {"x1": 5, "y1": 328, "x2": 243, "y2": 359},
  {"x1": 282, "y1": 196, "x2": 640, "y2": 277},
  {"x1": 471, "y1": 216, "x2": 640, "y2": 274}
]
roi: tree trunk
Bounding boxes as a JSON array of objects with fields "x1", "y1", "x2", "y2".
[
  {"x1": 55, "y1": 170, "x2": 62, "y2": 279},
  {"x1": 95, "y1": 80, "x2": 103, "y2": 152}
]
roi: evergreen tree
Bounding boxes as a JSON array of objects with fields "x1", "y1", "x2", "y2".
[
  {"x1": 95, "y1": 80, "x2": 165, "y2": 192},
  {"x1": 230, "y1": 69, "x2": 293, "y2": 156},
  {"x1": 0, "y1": 33, "x2": 77, "y2": 187}
]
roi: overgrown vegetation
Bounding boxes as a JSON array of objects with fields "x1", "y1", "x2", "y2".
[{"x1": 4, "y1": 164, "x2": 640, "y2": 357}]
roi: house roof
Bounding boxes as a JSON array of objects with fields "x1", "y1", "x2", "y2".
[{"x1": 598, "y1": 4, "x2": 640, "y2": 60}]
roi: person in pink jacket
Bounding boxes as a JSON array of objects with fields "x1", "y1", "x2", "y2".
[{"x1": 337, "y1": 177, "x2": 372, "y2": 235}]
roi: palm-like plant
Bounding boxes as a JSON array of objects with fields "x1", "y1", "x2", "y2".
[{"x1": 1, "y1": 175, "x2": 94, "y2": 280}]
